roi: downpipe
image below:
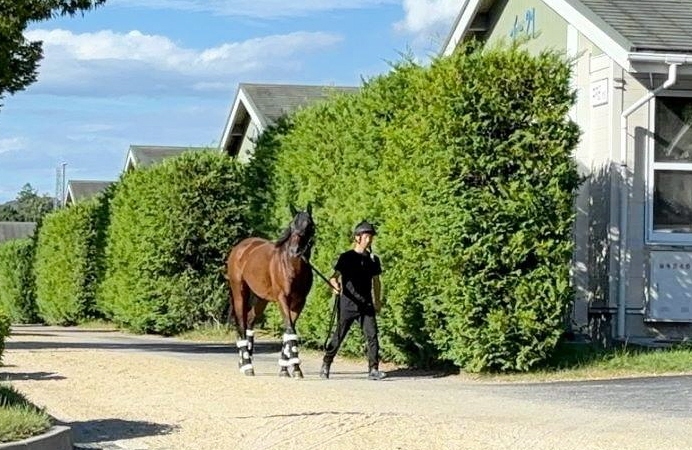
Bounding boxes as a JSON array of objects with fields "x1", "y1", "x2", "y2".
[{"x1": 617, "y1": 62, "x2": 679, "y2": 339}]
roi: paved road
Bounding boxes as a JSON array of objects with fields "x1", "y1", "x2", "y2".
[
  {"x1": 3, "y1": 326, "x2": 692, "y2": 450},
  {"x1": 490, "y1": 374, "x2": 692, "y2": 418}
]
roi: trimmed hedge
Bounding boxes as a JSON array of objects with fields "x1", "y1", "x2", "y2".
[
  {"x1": 33, "y1": 194, "x2": 110, "y2": 325},
  {"x1": 0, "y1": 312, "x2": 10, "y2": 363},
  {"x1": 0, "y1": 238, "x2": 37, "y2": 323},
  {"x1": 98, "y1": 150, "x2": 252, "y2": 335},
  {"x1": 247, "y1": 44, "x2": 580, "y2": 372}
]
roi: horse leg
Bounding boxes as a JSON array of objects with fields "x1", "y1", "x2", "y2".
[
  {"x1": 246, "y1": 297, "x2": 268, "y2": 358},
  {"x1": 231, "y1": 280, "x2": 254, "y2": 376},
  {"x1": 278, "y1": 298, "x2": 303, "y2": 379}
]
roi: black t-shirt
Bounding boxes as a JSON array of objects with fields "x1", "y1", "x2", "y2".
[{"x1": 334, "y1": 249, "x2": 382, "y2": 307}]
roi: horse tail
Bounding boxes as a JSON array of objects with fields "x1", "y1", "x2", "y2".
[{"x1": 226, "y1": 284, "x2": 237, "y2": 327}]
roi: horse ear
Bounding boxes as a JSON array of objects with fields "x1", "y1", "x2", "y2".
[
  {"x1": 306, "y1": 202, "x2": 313, "y2": 216},
  {"x1": 289, "y1": 203, "x2": 298, "y2": 216}
]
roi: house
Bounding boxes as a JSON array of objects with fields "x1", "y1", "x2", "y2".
[
  {"x1": 443, "y1": 0, "x2": 692, "y2": 343},
  {"x1": 123, "y1": 145, "x2": 208, "y2": 172},
  {"x1": 218, "y1": 83, "x2": 359, "y2": 162},
  {"x1": 0, "y1": 222, "x2": 36, "y2": 243},
  {"x1": 64, "y1": 180, "x2": 114, "y2": 206}
]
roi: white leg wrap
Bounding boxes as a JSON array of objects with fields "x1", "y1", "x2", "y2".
[
  {"x1": 288, "y1": 357, "x2": 301, "y2": 365},
  {"x1": 236, "y1": 339, "x2": 249, "y2": 348},
  {"x1": 239, "y1": 363, "x2": 254, "y2": 373},
  {"x1": 242, "y1": 351, "x2": 250, "y2": 360},
  {"x1": 282, "y1": 333, "x2": 299, "y2": 342},
  {"x1": 246, "y1": 329, "x2": 255, "y2": 337},
  {"x1": 278, "y1": 359, "x2": 291, "y2": 367}
]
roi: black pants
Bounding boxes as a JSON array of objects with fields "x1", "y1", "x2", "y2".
[{"x1": 323, "y1": 300, "x2": 380, "y2": 370}]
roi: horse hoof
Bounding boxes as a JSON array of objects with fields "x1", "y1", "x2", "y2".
[
  {"x1": 279, "y1": 370, "x2": 290, "y2": 378},
  {"x1": 292, "y1": 368, "x2": 304, "y2": 379},
  {"x1": 243, "y1": 368, "x2": 255, "y2": 376}
]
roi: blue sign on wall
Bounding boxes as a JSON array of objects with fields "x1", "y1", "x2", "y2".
[{"x1": 510, "y1": 7, "x2": 537, "y2": 40}]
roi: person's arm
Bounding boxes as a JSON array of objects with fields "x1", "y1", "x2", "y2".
[{"x1": 372, "y1": 275, "x2": 382, "y2": 313}]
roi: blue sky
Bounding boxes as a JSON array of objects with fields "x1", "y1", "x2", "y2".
[{"x1": 0, "y1": 0, "x2": 459, "y2": 203}]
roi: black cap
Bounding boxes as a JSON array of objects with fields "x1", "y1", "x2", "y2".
[{"x1": 353, "y1": 220, "x2": 377, "y2": 236}]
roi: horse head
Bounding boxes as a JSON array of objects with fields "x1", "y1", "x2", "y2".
[{"x1": 285, "y1": 203, "x2": 315, "y2": 258}]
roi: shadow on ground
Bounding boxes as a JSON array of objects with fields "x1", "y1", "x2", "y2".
[
  {"x1": 383, "y1": 367, "x2": 459, "y2": 379},
  {"x1": 0, "y1": 371, "x2": 66, "y2": 381},
  {"x1": 63, "y1": 418, "x2": 178, "y2": 443},
  {"x1": 6, "y1": 339, "x2": 283, "y2": 355}
]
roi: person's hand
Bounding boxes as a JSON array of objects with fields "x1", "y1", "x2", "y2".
[{"x1": 330, "y1": 279, "x2": 340, "y2": 295}]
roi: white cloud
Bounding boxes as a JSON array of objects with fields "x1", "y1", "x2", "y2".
[
  {"x1": 23, "y1": 29, "x2": 342, "y2": 97},
  {"x1": 395, "y1": 0, "x2": 459, "y2": 39},
  {"x1": 109, "y1": 0, "x2": 398, "y2": 18},
  {"x1": 0, "y1": 137, "x2": 27, "y2": 154}
]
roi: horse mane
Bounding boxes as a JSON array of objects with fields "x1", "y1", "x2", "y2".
[{"x1": 274, "y1": 225, "x2": 292, "y2": 247}]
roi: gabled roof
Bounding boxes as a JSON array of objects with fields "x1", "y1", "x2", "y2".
[
  {"x1": 0, "y1": 221, "x2": 36, "y2": 243},
  {"x1": 218, "y1": 83, "x2": 359, "y2": 155},
  {"x1": 241, "y1": 83, "x2": 359, "y2": 126},
  {"x1": 64, "y1": 180, "x2": 114, "y2": 205},
  {"x1": 442, "y1": 0, "x2": 692, "y2": 73},
  {"x1": 579, "y1": 0, "x2": 692, "y2": 53},
  {"x1": 124, "y1": 145, "x2": 208, "y2": 171}
]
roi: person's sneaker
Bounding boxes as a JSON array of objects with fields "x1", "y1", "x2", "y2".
[
  {"x1": 367, "y1": 369, "x2": 386, "y2": 380},
  {"x1": 319, "y1": 362, "x2": 331, "y2": 379}
]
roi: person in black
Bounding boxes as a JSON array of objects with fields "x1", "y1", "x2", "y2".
[{"x1": 320, "y1": 220, "x2": 386, "y2": 380}]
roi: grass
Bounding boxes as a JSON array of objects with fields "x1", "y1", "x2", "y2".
[
  {"x1": 75, "y1": 319, "x2": 118, "y2": 330},
  {"x1": 467, "y1": 342, "x2": 692, "y2": 383},
  {"x1": 176, "y1": 323, "x2": 277, "y2": 343},
  {"x1": 0, "y1": 384, "x2": 51, "y2": 443},
  {"x1": 177, "y1": 323, "x2": 235, "y2": 342}
]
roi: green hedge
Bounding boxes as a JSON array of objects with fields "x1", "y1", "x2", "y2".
[
  {"x1": 0, "y1": 312, "x2": 10, "y2": 363},
  {"x1": 0, "y1": 239, "x2": 37, "y2": 323},
  {"x1": 98, "y1": 150, "x2": 252, "y2": 335},
  {"x1": 33, "y1": 194, "x2": 110, "y2": 325},
  {"x1": 247, "y1": 44, "x2": 580, "y2": 372}
]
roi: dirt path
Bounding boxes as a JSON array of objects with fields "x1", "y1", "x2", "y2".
[{"x1": 3, "y1": 326, "x2": 692, "y2": 450}]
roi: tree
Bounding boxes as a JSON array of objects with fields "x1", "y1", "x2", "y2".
[
  {"x1": 0, "y1": 0, "x2": 106, "y2": 105},
  {"x1": 0, "y1": 184, "x2": 53, "y2": 222}
]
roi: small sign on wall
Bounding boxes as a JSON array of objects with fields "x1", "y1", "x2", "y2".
[{"x1": 590, "y1": 78, "x2": 608, "y2": 107}]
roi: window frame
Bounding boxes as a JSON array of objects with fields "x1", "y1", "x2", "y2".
[{"x1": 646, "y1": 90, "x2": 692, "y2": 244}]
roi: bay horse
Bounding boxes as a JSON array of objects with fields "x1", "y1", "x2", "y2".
[{"x1": 226, "y1": 204, "x2": 315, "y2": 377}]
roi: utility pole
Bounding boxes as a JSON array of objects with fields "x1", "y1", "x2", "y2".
[
  {"x1": 61, "y1": 162, "x2": 67, "y2": 207},
  {"x1": 54, "y1": 162, "x2": 67, "y2": 208}
]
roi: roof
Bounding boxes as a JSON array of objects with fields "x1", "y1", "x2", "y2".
[
  {"x1": 218, "y1": 83, "x2": 359, "y2": 155},
  {"x1": 578, "y1": 0, "x2": 692, "y2": 53},
  {"x1": 240, "y1": 83, "x2": 359, "y2": 125},
  {"x1": 0, "y1": 222, "x2": 36, "y2": 243},
  {"x1": 442, "y1": 0, "x2": 692, "y2": 70},
  {"x1": 65, "y1": 180, "x2": 114, "y2": 204},
  {"x1": 125, "y1": 145, "x2": 208, "y2": 171}
]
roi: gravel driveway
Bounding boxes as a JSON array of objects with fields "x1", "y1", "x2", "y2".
[{"x1": 2, "y1": 325, "x2": 692, "y2": 450}]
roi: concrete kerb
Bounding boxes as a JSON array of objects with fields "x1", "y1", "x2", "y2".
[{"x1": 0, "y1": 426, "x2": 72, "y2": 450}]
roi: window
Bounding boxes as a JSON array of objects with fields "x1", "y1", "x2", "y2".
[{"x1": 649, "y1": 94, "x2": 692, "y2": 243}]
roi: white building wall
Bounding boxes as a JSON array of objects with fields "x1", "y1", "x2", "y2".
[{"x1": 238, "y1": 121, "x2": 261, "y2": 164}]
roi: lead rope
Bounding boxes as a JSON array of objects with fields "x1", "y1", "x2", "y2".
[{"x1": 300, "y1": 256, "x2": 339, "y2": 350}]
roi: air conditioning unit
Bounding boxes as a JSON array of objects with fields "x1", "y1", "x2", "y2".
[{"x1": 647, "y1": 251, "x2": 692, "y2": 322}]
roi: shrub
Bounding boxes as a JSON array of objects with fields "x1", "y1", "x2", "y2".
[
  {"x1": 33, "y1": 192, "x2": 111, "y2": 325},
  {"x1": 0, "y1": 239, "x2": 37, "y2": 323},
  {"x1": 98, "y1": 150, "x2": 252, "y2": 335},
  {"x1": 0, "y1": 312, "x2": 11, "y2": 363},
  {"x1": 247, "y1": 44, "x2": 580, "y2": 372}
]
